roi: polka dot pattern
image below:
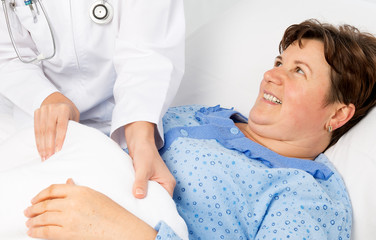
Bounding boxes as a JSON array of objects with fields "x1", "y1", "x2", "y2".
[{"x1": 157, "y1": 106, "x2": 351, "y2": 239}]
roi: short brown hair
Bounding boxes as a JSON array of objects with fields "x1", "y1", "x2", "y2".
[{"x1": 279, "y1": 19, "x2": 376, "y2": 149}]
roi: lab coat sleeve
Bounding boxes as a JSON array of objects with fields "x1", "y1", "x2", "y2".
[
  {"x1": 0, "y1": 4, "x2": 58, "y2": 117},
  {"x1": 111, "y1": 0, "x2": 185, "y2": 149}
]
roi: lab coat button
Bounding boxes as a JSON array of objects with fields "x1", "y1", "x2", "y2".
[
  {"x1": 230, "y1": 127, "x2": 239, "y2": 135},
  {"x1": 180, "y1": 129, "x2": 188, "y2": 137}
]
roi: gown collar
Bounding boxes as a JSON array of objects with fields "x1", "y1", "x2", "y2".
[{"x1": 194, "y1": 106, "x2": 333, "y2": 180}]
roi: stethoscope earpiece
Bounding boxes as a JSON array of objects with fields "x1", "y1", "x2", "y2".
[{"x1": 89, "y1": 0, "x2": 113, "y2": 25}]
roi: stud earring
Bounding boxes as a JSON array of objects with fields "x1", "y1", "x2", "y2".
[{"x1": 328, "y1": 126, "x2": 333, "y2": 133}]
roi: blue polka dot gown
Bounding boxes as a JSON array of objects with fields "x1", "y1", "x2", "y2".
[{"x1": 155, "y1": 105, "x2": 351, "y2": 240}]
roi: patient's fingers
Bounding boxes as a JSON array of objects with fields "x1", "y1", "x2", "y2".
[
  {"x1": 26, "y1": 211, "x2": 63, "y2": 228},
  {"x1": 31, "y1": 184, "x2": 72, "y2": 204},
  {"x1": 25, "y1": 199, "x2": 65, "y2": 218},
  {"x1": 27, "y1": 212, "x2": 65, "y2": 240},
  {"x1": 27, "y1": 225, "x2": 64, "y2": 240}
]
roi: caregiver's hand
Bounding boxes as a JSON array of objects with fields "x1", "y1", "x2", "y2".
[
  {"x1": 125, "y1": 121, "x2": 176, "y2": 199},
  {"x1": 24, "y1": 179, "x2": 157, "y2": 240},
  {"x1": 34, "y1": 92, "x2": 80, "y2": 161}
]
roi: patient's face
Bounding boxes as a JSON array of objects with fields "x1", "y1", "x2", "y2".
[{"x1": 248, "y1": 39, "x2": 334, "y2": 142}]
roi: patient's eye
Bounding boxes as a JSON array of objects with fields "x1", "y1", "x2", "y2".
[
  {"x1": 296, "y1": 67, "x2": 305, "y2": 75},
  {"x1": 274, "y1": 61, "x2": 282, "y2": 67}
]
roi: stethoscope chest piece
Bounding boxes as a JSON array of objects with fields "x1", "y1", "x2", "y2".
[{"x1": 89, "y1": 0, "x2": 113, "y2": 24}]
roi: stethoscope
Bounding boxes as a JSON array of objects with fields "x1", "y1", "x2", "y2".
[{"x1": 1, "y1": 0, "x2": 114, "y2": 64}]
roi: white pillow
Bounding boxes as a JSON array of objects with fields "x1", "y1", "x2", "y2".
[
  {"x1": 177, "y1": 1, "x2": 376, "y2": 239},
  {"x1": 325, "y1": 107, "x2": 376, "y2": 240},
  {"x1": 0, "y1": 121, "x2": 188, "y2": 240}
]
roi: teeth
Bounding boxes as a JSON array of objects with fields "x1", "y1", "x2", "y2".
[{"x1": 263, "y1": 93, "x2": 282, "y2": 104}]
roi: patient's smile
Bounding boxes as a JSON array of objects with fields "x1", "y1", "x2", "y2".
[{"x1": 263, "y1": 93, "x2": 282, "y2": 104}]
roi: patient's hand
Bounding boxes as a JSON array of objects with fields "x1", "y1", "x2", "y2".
[{"x1": 24, "y1": 179, "x2": 157, "y2": 240}]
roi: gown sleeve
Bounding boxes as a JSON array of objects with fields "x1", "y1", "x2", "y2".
[
  {"x1": 110, "y1": 0, "x2": 185, "y2": 148},
  {"x1": 155, "y1": 221, "x2": 184, "y2": 240}
]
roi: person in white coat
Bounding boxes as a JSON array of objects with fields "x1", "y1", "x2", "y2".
[{"x1": 0, "y1": 0, "x2": 185, "y2": 199}]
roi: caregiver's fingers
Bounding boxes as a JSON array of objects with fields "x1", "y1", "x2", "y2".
[
  {"x1": 157, "y1": 170, "x2": 176, "y2": 197},
  {"x1": 34, "y1": 104, "x2": 60, "y2": 161},
  {"x1": 132, "y1": 155, "x2": 176, "y2": 198},
  {"x1": 44, "y1": 107, "x2": 59, "y2": 160},
  {"x1": 41, "y1": 104, "x2": 71, "y2": 160},
  {"x1": 34, "y1": 102, "x2": 77, "y2": 161},
  {"x1": 54, "y1": 113, "x2": 69, "y2": 153},
  {"x1": 31, "y1": 184, "x2": 72, "y2": 205},
  {"x1": 133, "y1": 167, "x2": 150, "y2": 199},
  {"x1": 150, "y1": 154, "x2": 176, "y2": 197},
  {"x1": 34, "y1": 108, "x2": 47, "y2": 161}
]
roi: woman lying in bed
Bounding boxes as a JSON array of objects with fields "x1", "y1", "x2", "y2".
[{"x1": 23, "y1": 19, "x2": 376, "y2": 239}]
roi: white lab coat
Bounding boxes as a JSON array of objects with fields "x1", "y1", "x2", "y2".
[{"x1": 0, "y1": 0, "x2": 185, "y2": 148}]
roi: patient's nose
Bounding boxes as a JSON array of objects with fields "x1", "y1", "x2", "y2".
[{"x1": 263, "y1": 68, "x2": 284, "y2": 85}]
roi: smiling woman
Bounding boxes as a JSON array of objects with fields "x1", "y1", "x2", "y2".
[
  {"x1": 247, "y1": 38, "x2": 339, "y2": 159},
  {"x1": 23, "y1": 20, "x2": 376, "y2": 240}
]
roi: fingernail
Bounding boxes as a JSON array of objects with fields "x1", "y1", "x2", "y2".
[
  {"x1": 136, "y1": 188, "x2": 144, "y2": 196},
  {"x1": 24, "y1": 207, "x2": 29, "y2": 216}
]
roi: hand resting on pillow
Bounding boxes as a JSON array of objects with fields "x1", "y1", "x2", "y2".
[{"x1": 0, "y1": 121, "x2": 188, "y2": 240}]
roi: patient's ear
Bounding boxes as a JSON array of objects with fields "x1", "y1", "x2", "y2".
[{"x1": 329, "y1": 103, "x2": 355, "y2": 131}]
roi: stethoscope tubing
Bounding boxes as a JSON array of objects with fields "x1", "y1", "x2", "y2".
[{"x1": 1, "y1": 0, "x2": 56, "y2": 64}]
